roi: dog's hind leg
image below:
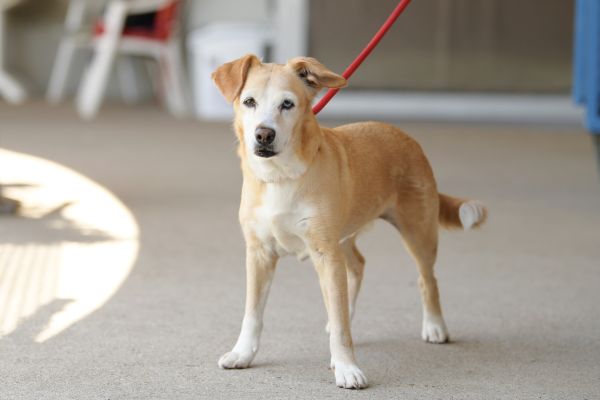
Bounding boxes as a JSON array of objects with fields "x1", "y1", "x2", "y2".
[
  {"x1": 344, "y1": 239, "x2": 366, "y2": 324},
  {"x1": 386, "y1": 195, "x2": 449, "y2": 344},
  {"x1": 325, "y1": 238, "x2": 365, "y2": 334}
]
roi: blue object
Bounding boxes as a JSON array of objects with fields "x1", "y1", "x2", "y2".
[{"x1": 573, "y1": 0, "x2": 600, "y2": 134}]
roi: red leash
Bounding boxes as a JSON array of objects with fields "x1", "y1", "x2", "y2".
[{"x1": 312, "y1": 0, "x2": 412, "y2": 115}]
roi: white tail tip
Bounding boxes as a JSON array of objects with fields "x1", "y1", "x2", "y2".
[{"x1": 459, "y1": 201, "x2": 487, "y2": 230}]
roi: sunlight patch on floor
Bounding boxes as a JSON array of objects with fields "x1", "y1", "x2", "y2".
[{"x1": 0, "y1": 149, "x2": 139, "y2": 342}]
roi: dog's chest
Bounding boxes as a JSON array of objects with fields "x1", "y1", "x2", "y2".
[{"x1": 252, "y1": 183, "x2": 312, "y2": 260}]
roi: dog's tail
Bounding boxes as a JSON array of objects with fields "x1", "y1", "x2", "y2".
[{"x1": 438, "y1": 193, "x2": 487, "y2": 230}]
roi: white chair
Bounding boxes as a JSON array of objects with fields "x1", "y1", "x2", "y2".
[
  {"x1": 47, "y1": 0, "x2": 103, "y2": 103},
  {"x1": 74, "y1": 0, "x2": 187, "y2": 119},
  {"x1": 0, "y1": 0, "x2": 26, "y2": 104},
  {"x1": 48, "y1": 0, "x2": 148, "y2": 105}
]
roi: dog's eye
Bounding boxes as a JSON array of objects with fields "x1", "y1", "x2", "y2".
[
  {"x1": 243, "y1": 97, "x2": 257, "y2": 108},
  {"x1": 281, "y1": 99, "x2": 295, "y2": 110}
]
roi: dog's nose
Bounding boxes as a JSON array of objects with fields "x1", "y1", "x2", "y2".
[{"x1": 255, "y1": 126, "x2": 276, "y2": 145}]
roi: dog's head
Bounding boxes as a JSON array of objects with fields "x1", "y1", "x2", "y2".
[{"x1": 212, "y1": 54, "x2": 346, "y2": 182}]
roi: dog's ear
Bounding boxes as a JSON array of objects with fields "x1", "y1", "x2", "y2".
[
  {"x1": 212, "y1": 54, "x2": 260, "y2": 103},
  {"x1": 287, "y1": 57, "x2": 347, "y2": 92}
]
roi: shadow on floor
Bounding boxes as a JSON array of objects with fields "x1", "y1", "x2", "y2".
[{"x1": 0, "y1": 199, "x2": 114, "y2": 245}]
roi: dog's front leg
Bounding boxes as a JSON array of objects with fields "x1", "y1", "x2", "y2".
[
  {"x1": 311, "y1": 246, "x2": 368, "y2": 389},
  {"x1": 218, "y1": 244, "x2": 277, "y2": 369}
]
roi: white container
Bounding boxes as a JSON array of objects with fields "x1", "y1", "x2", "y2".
[{"x1": 188, "y1": 22, "x2": 271, "y2": 121}]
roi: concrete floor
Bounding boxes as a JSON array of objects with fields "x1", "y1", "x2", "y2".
[{"x1": 1, "y1": 102, "x2": 599, "y2": 399}]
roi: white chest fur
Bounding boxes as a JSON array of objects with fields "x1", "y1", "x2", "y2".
[{"x1": 251, "y1": 181, "x2": 313, "y2": 260}]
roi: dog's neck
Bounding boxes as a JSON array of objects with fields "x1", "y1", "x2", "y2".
[{"x1": 239, "y1": 115, "x2": 322, "y2": 184}]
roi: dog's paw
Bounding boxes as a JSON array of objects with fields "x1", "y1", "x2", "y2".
[
  {"x1": 421, "y1": 314, "x2": 449, "y2": 344},
  {"x1": 333, "y1": 362, "x2": 368, "y2": 389},
  {"x1": 218, "y1": 351, "x2": 254, "y2": 369},
  {"x1": 325, "y1": 321, "x2": 330, "y2": 334}
]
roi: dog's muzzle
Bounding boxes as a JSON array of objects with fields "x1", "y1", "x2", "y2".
[
  {"x1": 254, "y1": 126, "x2": 277, "y2": 158},
  {"x1": 254, "y1": 146, "x2": 277, "y2": 158}
]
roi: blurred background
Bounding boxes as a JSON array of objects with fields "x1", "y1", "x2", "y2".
[
  {"x1": 0, "y1": 0, "x2": 583, "y2": 120},
  {"x1": 1, "y1": 1, "x2": 599, "y2": 399}
]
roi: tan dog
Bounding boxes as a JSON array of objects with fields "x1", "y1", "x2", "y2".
[{"x1": 212, "y1": 54, "x2": 487, "y2": 389}]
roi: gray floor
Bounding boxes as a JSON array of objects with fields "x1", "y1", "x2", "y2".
[{"x1": 1, "y1": 102, "x2": 599, "y2": 399}]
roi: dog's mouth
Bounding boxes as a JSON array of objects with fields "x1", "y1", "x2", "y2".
[{"x1": 254, "y1": 147, "x2": 277, "y2": 158}]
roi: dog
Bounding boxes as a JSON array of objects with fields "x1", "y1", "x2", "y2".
[{"x1": 211, "y1": 54, "x2": 487, "y2": 389}]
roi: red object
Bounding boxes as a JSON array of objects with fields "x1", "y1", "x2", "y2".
[
  {"x1": 94, "y1": 1, "x2": 179, "y2": 42},
  {"x1": 312, "y1": 0, "x2": 412, "y2": 115}
]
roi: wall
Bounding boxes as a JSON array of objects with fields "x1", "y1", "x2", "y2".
[
  {"x1": 309, "y1": 0, "x2": 574, "y2": 93},
  {"x1": 6, "y1": 1, "x2": 67, "y2": 94}
]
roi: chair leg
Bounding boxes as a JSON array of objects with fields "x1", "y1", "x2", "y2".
[
  {"x1": 0, "y1": 69, "x2": 26, "y2": 104},
  {"x1": 75, "y1": 38, "x2": 119, "y2": 118},
  {"x1": 117, "y1": 55, "x2": 140, "y2": 104},
  {"x1": 160, "y1": 40, "x2": 187, "y2": 117},
  {"x1": 0, "y1": 10, "x2": 26, "y2": 104},
  {"x1": 47, "y1": 38, "x2": 78, "y2": 103},
  {"x1": 76, "y1": 0, "x2": 127, "y2": 119}
]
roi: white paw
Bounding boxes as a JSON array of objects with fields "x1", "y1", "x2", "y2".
[
  {"x1": 333, "y1": 362, "x2": 368, "y2": 389},
  {"x1": 218, "y1": 351, "x2": 255, "y2": 369},
  {"x1": 325, "y1": 321, "x2": 330, "y2": 334},
  {"x1": 421, "y1": 314, "x2": 449, "y2": 343}
]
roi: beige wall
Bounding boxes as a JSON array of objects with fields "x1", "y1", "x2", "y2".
[
  {"x1": 309, "y1": 0, "x2": 574, "y2": 93},
  {"x1": 7, "y1": 1, "x2": 67, "y2": 93}
]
